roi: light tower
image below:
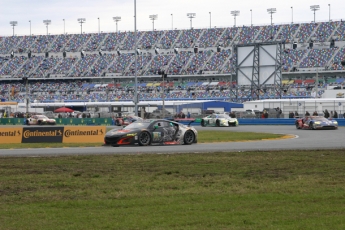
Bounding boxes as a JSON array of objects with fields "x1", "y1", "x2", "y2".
[
  {"x1": 187, "y1": 13, "x2": 196, "y2": 29},
  {"x1": 78, "y1": 18, "x2": 86, "y2": 34},
  {"x1": 310, "y1": 5, "x2": 320, "y2": 23},
  {"x1": 230, "y1": 10, "x2": 240, "y2": 27},
  {"x1": 267, "y1": 8, "x2": 276, "y2": 25},
  {"x1": 43, "y1": 20, "x2": 51, "y2": 35},
  {"x1": 149, "y1": 14, "x2": 158, "y2": 31},
  {"x1": 113, "y1": 16, "x2": 121, "y2": 32},
  {"x1": 10, "y1": 21, "x2": 18, "y2": 36}
]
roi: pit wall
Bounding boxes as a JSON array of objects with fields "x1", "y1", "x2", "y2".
[{"x1": 1, "y1": 118, "x2": 345, "y2": 127}]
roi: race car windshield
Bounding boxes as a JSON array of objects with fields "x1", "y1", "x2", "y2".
[
  {"x1": 124, "y1": 121, "x2": 151, "y2": 129},
  {"x1": 217, "y1": 114, "x2": 230, "y2": 118},
  {"x1": 313, "y1": 117, "x2": 329, "y2": 121}
]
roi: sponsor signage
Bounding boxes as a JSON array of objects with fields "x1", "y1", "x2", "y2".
[
  {"x1": 0, "y1": 127, "x2": 22, "y2": 143},
  {"x1": 22, "y1": 127, "x2": 64, "y2": 143},
  {"x1": 62, "y1": 126, "x2": 106, "y2": 143}
]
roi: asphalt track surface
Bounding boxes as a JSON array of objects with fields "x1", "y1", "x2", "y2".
[{"x1": 1, "y1": 125, "x2": 345, "y2": 157}]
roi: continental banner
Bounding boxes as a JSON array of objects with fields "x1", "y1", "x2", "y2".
[
  {"x1": 62, "y1": 126, "x2": 106, "y2": 143},
  {"x1": 0, "y1": 127, "x2": 23, "y2": 144},
  {"x1": 22, "y1": 127, "x2": 64, "y2": 143}
]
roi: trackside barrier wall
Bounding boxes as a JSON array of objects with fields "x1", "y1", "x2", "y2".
[
  {"x1": 175, "y1": 118, "x2": 345, "y2": 126},
  {"x1": 0, "y1": 126, "x2": 106, "y2": 144},
  {"x1": 0, "y1": 118, "x2": 113, "y2": 126},
  {"x1": 1, "y1": 118, "x2": 345, "y2": 127}
]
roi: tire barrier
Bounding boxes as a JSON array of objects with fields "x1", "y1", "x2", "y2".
[{"x1": 0, "y1": 126, "x2": 106, "y2": 144}]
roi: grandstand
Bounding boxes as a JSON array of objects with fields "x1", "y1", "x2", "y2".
[{"x1": 1, "y1": 20, "x2": 345, "y2": 104}]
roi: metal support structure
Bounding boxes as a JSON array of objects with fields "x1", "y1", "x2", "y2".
[
  {"x1": 273, "y1": 43, "x2": 283, "y2": 99},
  {"x1": 171, "y1": 14, "x2": 173, "y2": 30},
  {"x1": 250, "y1": 9, "x2": 252, "y2": 26},
  {"x1": 63, "y1": 19, "x2": 65, "y2": 34},
  {"x1": 134, "y1": 0, "x2": 138, "y2": 116},
  {"x1": 235, "y1": 42, "x2": 282, "y2": 101},
  {"x1": 291, "y1": 7, "x2": 293, "y2": 24},
  {"x1": 251, "y1": 44, "x2": 260, "y2": 100},
  {"x1": 29, "y1": 20, "x2": 31, "y2": 36}
]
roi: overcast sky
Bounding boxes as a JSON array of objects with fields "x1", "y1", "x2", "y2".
[{"x1": 0, "y1": 0, "x2": 343, "y2": 36}]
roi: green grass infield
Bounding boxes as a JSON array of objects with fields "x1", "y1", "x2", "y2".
[{"x1": 0, "y1": 150, "x2": 344, "y2": 229}]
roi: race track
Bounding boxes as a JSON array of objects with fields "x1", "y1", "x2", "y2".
[{"x1": 1, "y1": 125, "x2": 344, "y2": 157}]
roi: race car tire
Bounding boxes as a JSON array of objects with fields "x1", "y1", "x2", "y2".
[
  {"x1": 26, "y1": 120, "x2": 30, "y2": 126},
  {"x1": 216, "y1": 120, "x2": 220, "y2": 127},
  {"x1": 138, "y1": 131, "x2": 151, "y2": 146},
  {"x1": 309, "y1": 122, "x2": 315, "y2": 130},
  {"x1": 115, "y1": 120, "x2": 120, "y2": 126},
  {"x1": 295, "y1": 122, "x2": 300, "y2": 129},
  {"x1": 201, "y1": 120, "x2": 206, "y2": 127},
  {"x1": 38, "y1": 121, "x2": 42, "y2": 125},
  {"x1": 183, "y1": 130, "x2": 195, "y2": 145}
]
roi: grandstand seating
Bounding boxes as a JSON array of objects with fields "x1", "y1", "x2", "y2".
[{"x1": 1, "y1": 20, "x2": 345, "y2": 103}]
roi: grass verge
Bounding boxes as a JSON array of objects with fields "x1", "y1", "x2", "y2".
[{"x1": 0, "y1": 150, "x2": 344, "y2": 229}]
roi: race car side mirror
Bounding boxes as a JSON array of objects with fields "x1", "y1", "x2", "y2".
[{"x1": 154, "y1": 125, "x2": 159, "y2": 129}]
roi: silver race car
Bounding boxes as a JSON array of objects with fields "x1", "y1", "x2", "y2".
[{"x1": 201, "y1": 114, "x2": 238, "y2": 127}]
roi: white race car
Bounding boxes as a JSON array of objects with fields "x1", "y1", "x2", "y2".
[
  {"x1": 26, "y1": 115, "x2": 56, "y2": 125},
  {"x1": 200, "y1": 114, "x2": 238, "y2": 127}
]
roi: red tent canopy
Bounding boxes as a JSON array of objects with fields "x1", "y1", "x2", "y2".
[{"x1": 54, "y1": 107, "x2": 74, "y2": 113}]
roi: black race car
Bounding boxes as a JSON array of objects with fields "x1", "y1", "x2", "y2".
[{"x1": 104, "y1": 119, "x2": 198, "y2": 147}]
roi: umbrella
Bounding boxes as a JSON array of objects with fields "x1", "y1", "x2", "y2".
[{"x1": 54, "y1": 107, "x2": 74, "y2": 113}]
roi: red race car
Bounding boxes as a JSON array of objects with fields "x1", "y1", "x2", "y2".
[
  {"x1": 114, "y1": 115, "x2": 143, "y2": 126},
  {"x1": 295, "y1": 116, "x2": 338, "y2": 130}
]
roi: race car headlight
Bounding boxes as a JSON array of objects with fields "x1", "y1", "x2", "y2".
[
  {"x1": 333, "y1": 121, "x2": 338, "y2": 124},
  {"x1": 314, "y1": 122, "x2": 321, "y2": 124}
]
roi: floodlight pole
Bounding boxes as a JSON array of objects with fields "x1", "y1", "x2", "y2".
[
  {"x1": 291, "y1": 7, "x2": 293, "y2": 24},
  {"x1": 231, "y1": 10, "x2": 240, "y2": 27},
  {"x1": 187, "y1": 13, "x2": 196, "y2": 29},
  {"x1": 328, "y1": 4, "x2": 331, "y2": 21},
  {"x1": 98, "y1": 17, "x2": 100, "y2": 33},
  {"x1": 63, "y1": 19, "x2": 65, "y2": 34},
  {"x1": 171, "y1": 14, "x2": 173, "y2": 30},
  {"x1": 29, "y1": 20, "x2": 31, "y2": 36},
  {"x1": 134, "y1": 0, "x2": 138, "y2": 116},
  {"x1": 113, "y1": 16, "x2": 121, "y2": 32},
  {"x1": 78, "y1": 18, "x2": 86, "y2": 34},
  {"x1": 149, "y1": 14, "x2": 158, "y2": 31},
  {"x1": 209, "y1": 12, "x2": 211, "y2": 29},
  {"x1": 10, "y1": 21, "x2": 18, "y2": 36},
  {"x1": 43, "y1": 20, "x2": 51, "y2": 36},
  {"x1": 267, "y1": 8, "x2": 276, "y2": 25},
  {"x1": 250, "y1": 9, "x2": 252, "y2": 26},
  {"x1": 310, "y1": 5, "x2": 320, "y2": 23}
]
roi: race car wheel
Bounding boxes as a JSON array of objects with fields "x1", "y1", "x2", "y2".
[
  {"x1": 309, "y1": 122, "x2": 315, "y2": 130},
  {"x1": 38, "y1": 121, "x2": 42, "y2": 125},
  {"x1": 201, "y1": 120, "x2": 206, "y2": 127},
  {"x1": 138, "y1": 131, "x2": 151, "y2": 146},
  {"x1": 115, "y1": 120, "x2": 120, "y2": 126},
  {"x1": 295, "y1": 122, "x2": 300, "y2": 129},
  {"x1": 183, "y1": 130, "x2": 195, "y2": 145},
  {"x1": 26, "y1": 120, "x2": 29, "y2": 126},
  {"x1": 216, "y1": 120, "x2": 220, "y2": 127}
]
